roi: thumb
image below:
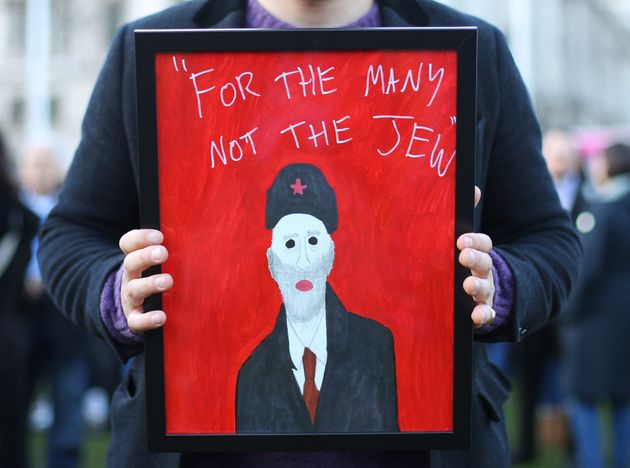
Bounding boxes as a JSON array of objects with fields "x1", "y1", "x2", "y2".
[{"x1": 474, "y1": 186, "x2": 481, "y2": 208}]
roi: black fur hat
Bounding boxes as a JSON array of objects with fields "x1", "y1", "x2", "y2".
[{"x1": 265, "y1": 163, "x2": 337, "y2": 233}]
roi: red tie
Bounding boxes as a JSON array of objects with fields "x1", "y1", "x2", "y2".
[{"x1": 302, "y1": 347, "x2": 319, "y2": 424}]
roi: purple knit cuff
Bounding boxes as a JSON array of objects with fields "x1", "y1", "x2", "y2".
[
  {"x1": 100, "y1": 265, "x2": 144, "y2": 346},
  {"x1": 474, "y1": 250, "x2": 514, "y2": 335}
]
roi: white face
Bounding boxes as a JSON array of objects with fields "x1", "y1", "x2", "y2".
[{"x1": 267, "y1": 213, "x2": 335, "y2": 322}]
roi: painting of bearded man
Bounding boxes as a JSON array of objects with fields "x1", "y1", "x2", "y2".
[{"x1": 236, "y1": 163, "x2": 398, "y2": 433}]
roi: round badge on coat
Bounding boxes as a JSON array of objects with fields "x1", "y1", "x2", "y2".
[{"x1": 575, "y1": 211, "x2": 596, "y2": 233}]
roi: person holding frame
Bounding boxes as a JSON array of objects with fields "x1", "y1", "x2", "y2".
[{"x1": 39, "y1": 0, "x2": 581, "y2": 467}]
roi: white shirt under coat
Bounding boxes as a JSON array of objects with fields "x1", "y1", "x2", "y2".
[{"x1": 286, "y1": 306, "x2": 327, "y2": 393}]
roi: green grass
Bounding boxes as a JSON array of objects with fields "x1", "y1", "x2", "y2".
[{"x1": 28, "y1": 429, "x2": 109, "y2": 468}]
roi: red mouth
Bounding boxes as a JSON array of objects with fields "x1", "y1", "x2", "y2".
[{"x1": 295, "y1": 280, "x2": 313, "y2": 291}]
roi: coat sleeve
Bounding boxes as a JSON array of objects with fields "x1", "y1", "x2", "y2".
[
  {"x1": 39, "y1": 25, "x2": 139, "y2": 362},
  {"x1": 476, "y1": 28, "x2": 582, "y2": 343}
]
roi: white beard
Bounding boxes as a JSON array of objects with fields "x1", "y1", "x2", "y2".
[{"x1": 268, "y1": 242, "x2": 335, "y2": 322}]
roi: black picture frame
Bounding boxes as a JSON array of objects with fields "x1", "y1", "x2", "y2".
[{"x1": 136, "y1": 27, "x2": 476, "y2": 453}]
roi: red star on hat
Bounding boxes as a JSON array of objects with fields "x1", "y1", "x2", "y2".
[{"x1": 290, "y1": 178, "x2": 308, "y2": 195}]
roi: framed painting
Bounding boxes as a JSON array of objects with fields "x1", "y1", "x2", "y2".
[{"x1": 136, "y1": 27, "x2": 476, "y2": 452}]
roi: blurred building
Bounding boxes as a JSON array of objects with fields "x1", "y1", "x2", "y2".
[
  {"x1": 442, "y1": 0, "x2": 630, "y2": 129},
  {"x1": 0, "y1": 0, "x2": 629, "y2": 158},
  {"x1": 0, "y1": 0, "x2": 179, "y2": 160}
]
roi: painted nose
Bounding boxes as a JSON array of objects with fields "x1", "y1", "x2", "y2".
[{"x1": 296, "y1": 240, "x2": 311, "y2": 270}]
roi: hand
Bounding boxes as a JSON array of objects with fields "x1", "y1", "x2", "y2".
[
  {"x1": 119, "y1": 229, "x2": 173, "y2": 333},
  {"x1": 457, "y1": 186, "x2": 496, "y2": 328}
]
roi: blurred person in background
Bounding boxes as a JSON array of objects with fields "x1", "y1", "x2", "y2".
[
  {"x1": 500, "y1": 129, "x2": 585, "y2": 464},
  {"x1": 560, "y1": 142, "x2": 630, "y2": 468},
  {"x1": 20, "y1": 142, "x2": 90, "y2": 468},
  {"x1": 0, "y1": 129, "x2": 39, "y2": 468},
  {"x1": 544, "y1": 130, "x2": 587, "y2": 216},
  {"x1": 521, "y1": 130, "x2": 586, "y2": 458}
]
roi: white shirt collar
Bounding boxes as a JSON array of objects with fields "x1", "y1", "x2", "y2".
[{"x1": 286, "y1": 306, "x2": 327, "y2": 391}]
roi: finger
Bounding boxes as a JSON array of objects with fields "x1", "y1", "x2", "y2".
[
  {"x1": 457, "y1": 233, "x2": 493, "y2": 252},
  {"x1": 123, "y1": 245, "x2": 168, "y2": 278},
  {"x1": 126, "y1": 308, "x2": 166, "y2": 333},
  {"x1": 463, "y1": 276, "x2": 495, "y2": 306},
  {"x1": 119, "y1": 229, "x2": 164, "y2": 255},
  {"x1": 474, "y1": 186, "x2": 481, "y2": 208},
  {"x1": 458, "y1": 249, "x2": 493, "y2": 277},
  {"x1": 471, "y1": 304, "x2": 496, "y2": 328},
  {"x1": 125, "y1": 274, "x2": 173, "y2": 306}
]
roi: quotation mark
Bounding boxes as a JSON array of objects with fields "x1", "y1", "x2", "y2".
[
  {"x1": 449, "y1": 116, "x2": 457, "y2": 125},
  {"x1": 172, "y1": 56, "x2": 188, "y2": 73}
]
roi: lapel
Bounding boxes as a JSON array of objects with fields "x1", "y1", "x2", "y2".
[
  {"x1": 313, "y1": 284, "x2": 349, "y2": 427},
  {"x1": 378, "y1": 0, "x2": 430, "y2": 27},
  {"x1": 570, "y1": 178, "x2": 588, "y2": 222},
  {"x1": 265, "y1": 305, "x2": 296, "y2": 371},
  {"x1": 266, "y1": 305, "x2": 314, "y2": 429},
  {"x1": 192, "y1": 0, "x2": 247, "y2": 28},
  {"x1": 323, "y1": 283, "x2": 349, "y2": 358}
]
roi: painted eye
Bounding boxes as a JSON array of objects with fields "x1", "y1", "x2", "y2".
[
  {"x1": 308, "y1": 236, "x2": 318, "y2": 245},
  {"x1": 285, "y1": 239, "x2": 295, "y2": 249}
]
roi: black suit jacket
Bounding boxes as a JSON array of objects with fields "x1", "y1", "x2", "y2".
[
  {"x1": 39, "y1": 1, "x2": 582, "y2": 466},
  {"x1": 236, "y1": 284, "x2": 398, "y2": 433}
]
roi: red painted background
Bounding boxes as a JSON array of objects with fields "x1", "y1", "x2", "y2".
[{"x1": 154, "y1": 49, "x2": 458, "y2": 434}]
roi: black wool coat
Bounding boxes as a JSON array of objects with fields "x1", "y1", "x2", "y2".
[{"x1": 39, "y1": 0, "x2": 582, "y2": 467}]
